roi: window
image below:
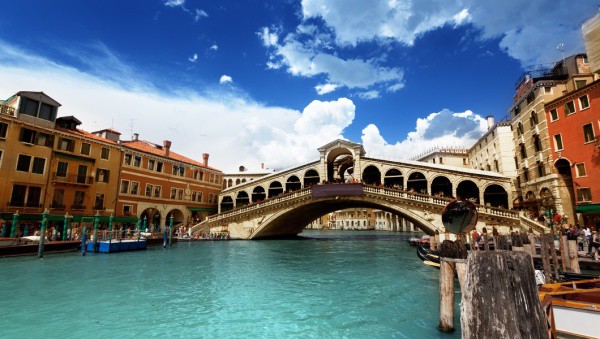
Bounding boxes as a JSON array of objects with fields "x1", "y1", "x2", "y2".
[
  {"x1": 0, "y1": 149, "x2": 3, "y2": 168},
  {"x1": 51, "y1": 189, "x2": 65, "y2": 208},
  {"x1": 178, "y1": 189, "x2": 184, "y2": 200},
  {"x1": 196, "y1": 192, "x2": 202, "y2": 202},
  {"x1": 57, "y1": 161, "x2": 68, "y2": 177},
  {"x1": 544, "y1": 87, "x2": 552, "y2": 94},
  {"x1": 549, "y1": 109, "x2": 559, "y2": 122},
  {"x1": 579, "y1": 95, "x2": 590, "y2": 110},
  {"x1": 191, "y1": 191, "x2": 196, "y2": 201},
  {"x1": 133, "y1": 156, "x2": 141, "y2": 167},
  {"x1": 0, "y1": 122, "x2": 8, "y2": 138},
  {"x1": 198, "y1": 171, "x2": 204, "y2": 181},
  {"x1": 101, "y1": 147, "x2": 110, "y2": 160},
  {"x1": 583, "y1": 123, "x2": 596, "y2": 143},
  {"x1": 130, "y1": 182, "x2": 139, "y2": 195},
  {"x1": 148, "y1": 159, "x2": 155, "y2": 171},
  {"x1": 432, "y1": 158, "x2": 435, "y2": 164},
  {"x1": 575, "y1": 80, "x2": 587, "y2": 89},
  {"x1": 145, "y1": 184, "x2": 153, "y2": 197},
  {"x1": 520, "y1": 144, "x2": 527, "y2": 158},
  {"x1": 38, "y1": 103, "x2": 56, "y2": 121},
  {"x1": 523, "y1": 169, "x2": 529, "y2": 182},
  {"x1": 208, "y1": 194, "x2": 213, "y2": 204},
  {"x1": 120, "y1": 180, "x2": 130, "y2": 194},
  {"x1": 9, "y1": 184, "x2": 27, "y2": 206},
  {"x1": 80, "y1": 143, "x2": 91, "y2": 156},
  {"x1": 575, "y1": 163, "x2": 587, "y2": 177},
  {"x1": 123, "y1": 205, "x2": 132, "y2": 215},
  {"x1": 19, "y1": 128, "x2": 36, "y2": 144},
  {"x1": 537, "y1": 162, "x2": 545, "y2": 178},
  {"x1": 153, "y1": 185, "x2": 161, "y2": 198},
  {"x1": 94, "y1": 193, "x2": 105, "y2": 210},
  {"x1": 530, "y1": 111, "x2": 538, "y2": 126},
  {"x1": 533, "y1": 135, "x2": 542, "y2": 153},
  {"x1": 526, "y1": 93, "x2": 535, "y2": 104},
  {"x1": 26, "y1": 187, "x2": 41, "y2": 207},
  {"x1": 439, "y1": 157, "x2": 443, "y2": 164},
  {"x1": 73, "y1": 191, "x2": 85, "y2": 208},
  {"x1": 36, "y1": 133, "x2": 52, "y2": 147},
  {"x1": 31, "y1": 157, "x2": 45, "y2": 174},
  {"x1": 124, "y1": 153, "x2": 132, "y2": 166},
  {"x1": 172, "y1": 165, "x2": 179, "y2": 175},
  {"x1": 59, "y1": 138, "x2": 75, "y2": 152},
  {"x1": 96, "y1": 169, "x2": 110, "y2": 183},
  {"x1": 170, "y1": 188, "x2": 177, "y2": 199},
  {"x1": 156, "y1": 161, "x2": 163, "y2": 172},
  {"x1": 554, "y1": 134, "x2": 563, "y2": 151},
  {"x1": 517, "y1": 122, "x2": 524, "y2": 135},
  {"x1": 77, "y1": 165, "x2": 88, "y2": 184},
  {"x1": 577, "y1": 188, "x2": 592, "y2": 202},
  {"x1": 16, "y1": 154, "x2": 32, "y2": 172},
  {"x1": 20, "y1": 98, "x2": 39, "y2": 116},
  {"x1": 564, "y1": 101, "x2": 576, "y2": 115},
  {"x1": 463, "y1": 158, "x2": 467, "y2": 165}
]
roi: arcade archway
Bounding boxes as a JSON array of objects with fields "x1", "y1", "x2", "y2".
[
  {"x1": 483, "y1": 185, "x2": 508, "y2": 208},
  {"x1": 431, "y1": 176, "x2": 452, "y2": 198},
  {"x1": 268, "y1": 181, "x2": 284, "y2": 198},
  {"x1": 383, "y1": 169, "x2": 403, "y2": 188},
  {"x1": 362, "y1": 165, "x2": 381, "y2": 185},
  {"x1": 407, "y1": 172, "x2": 427, "y2": 194},
  {"x1": 457, "y1": 180, "x2": 480, "y2": 204}
]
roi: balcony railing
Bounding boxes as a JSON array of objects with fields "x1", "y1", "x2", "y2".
[
  {"x1": 93, "y1": 205, "x2": 105, "y2": 211},
  {"x1": 50, "y1": 203, "x2": 66, "y2": 210},
  {"x1": 52, "y1": 173, "x2": 93, "y2": 185},
  {"x1": 0, "y1": 104, "x2": 15, "y2": 116},
  {"x1": 71, "y1": 204, "x2": 86, "y2": 210},
  {"x1": 7, "y1": 201, "x2": 42, "y2": 208},
  {"x1": 516, "y1": 63, "x2": 568, "y2": 86}
]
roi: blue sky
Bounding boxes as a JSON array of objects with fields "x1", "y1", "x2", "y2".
[{"x1": 0, "y1": 1, "x2": 596, "y2": 171}]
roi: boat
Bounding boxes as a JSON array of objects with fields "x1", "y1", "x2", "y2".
[
  {"x1": 539, "y1": 278, "x2": 600, "y2": 338},
  {"x1": 408, "y1": 235, "x2": 430, "y2": 247},
  {"x1": 0, "y1": 237, "x2": 80, "y2": 257},
  {"x1": 416, "y1": 242, "x2": 440, "y2": 268}
]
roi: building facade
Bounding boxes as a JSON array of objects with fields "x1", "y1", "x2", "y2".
[
  {"x1": 509, "y1": 54, "x2": 593, "y2": 221},
  {"x1": 414, "y1": 148, "x2": 469, "y2": 168}
]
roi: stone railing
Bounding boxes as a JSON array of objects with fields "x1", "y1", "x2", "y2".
[
  {"x1": 0, "y1": 104, "x2": 16, "y2": 116},
  {"x1": 519, "y1": 214, "x2": 550, "y2": 234}
]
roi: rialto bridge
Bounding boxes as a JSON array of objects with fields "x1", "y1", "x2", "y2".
[{"x1": 191, "y1": 140, "x2": 547, "y2": 239}]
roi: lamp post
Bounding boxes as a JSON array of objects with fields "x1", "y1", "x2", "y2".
[
  {"x1": 10, "y1": 210, "x2": 19, "y2": 238},
  {"x1": 136, "y1": 217, "x2": 141, "y2": 241},
  {"x1": 108, "y1": 214, "x2": 114, "y2": 243},
  {"x1": 169, "y1": 216, "x2": 174, "y2": 247},
  {"x1": 62, "y1": 213, "x2": 71, "y2": 241},
  {"x1": 38, "y1": 209, "x2": 49, "y2": 258},
  {"x1": 92, "y1": 212, "x2": 100, "y2": 253}
]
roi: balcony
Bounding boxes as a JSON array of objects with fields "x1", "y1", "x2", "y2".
[
  {"x1": 516, "y1": 63, "x2": 568, "y2": 87},
  {"x1": 49, "y1": 203, "x2": 66, "y2": 210},
  {"x1": 0, "y1": 104, "x2": 15, "y2": 116},
  {"x1": 518, "y1": 135, "x2": 525, "y2": 144},
  {"x1": 537, "y1": 153, "x2": 545, "y2": 163},
  {"x1": 52, "y1": 173, "x2": 93, "y2": 186},
  {"x1": 71, "y1": 204, "x2": 86, "y2": 210},
  {"x1": 521, "y1": 159, "x2": 529, "y2": 168},
  {"x1": 7, "y1": 201, "x2": 42, "y2": 208},
  {"x1": 533, "y1": 125, "x2": 540, "y2": 135},
  {"x1": 93, "y1": 205, "x2": 105, "y2": 211}
]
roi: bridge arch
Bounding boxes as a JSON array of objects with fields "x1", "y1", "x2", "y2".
[
  {"x1": 383, "y1": 168, "x2": 403, "y2": 188},
  {"x1": 220, "y1": 196, "x2": 234, "y2": 212},
  {"x1": 303, "y1": 169, "x2": 320, "y2": 187},
  {"x1": 457, "y1": 180, "x2": 480, "y2": 204},
  {"x1": 166, "y1": 208, "x2": 185, "y2": 224},
  {"x1": 326, "y1": 146, "x2": 356, "y2": 182},
  {"x1": 483, "y1": 184, "x2": 509, "y2": 208},
  {"x1": 252, "y1": 186, "x2": 266, "y2": 202},
  {"x1": 285, "y1": 175, "x2": 302, "y2": 192},
  {"x1": 268, "y1": 181, "x2": 284, "y2": 198},
  {"x1": 250, "y1": 195, "x2": 440, "y2": 239},
  {"x1": 236, "y1": 191, "x2": 250, "y2": 207},
  {"x1": 431, "y1": 175, "x2": 452, "y2": 198},
  {"x1": 362, "y1": 165, "x2": 381, "y2": 185},
  {"x1": 407, "y1": 171, "x2": 427, "y2": 194}
]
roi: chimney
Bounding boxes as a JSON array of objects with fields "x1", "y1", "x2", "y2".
[
  {"x1": 133, "y1": 133, "x2": 139, "y2": 141},
  {"x1": 202, "y1": 153, "x2": 209, "y2": 167},
  {"x1": 486, "y1": 115, "x2": 495, "y2": 130},
  {"x1": 261, "y1": 163, "x2": 264, "y2": 169},
  {"x1": 163, "y1": 140, "x2": 171, "y2": 157}
]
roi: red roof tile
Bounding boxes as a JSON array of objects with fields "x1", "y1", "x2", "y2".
[
  {"x1": 55, "y1": 126, "x2": 118, "y2": 145},
  {"x1": 122, "y1": 140, "x2": 220, "y2": 171}
]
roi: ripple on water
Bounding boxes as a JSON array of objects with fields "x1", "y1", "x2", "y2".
[{"x1": 0, "y1": 231, "x2": 460, "y2": 338}]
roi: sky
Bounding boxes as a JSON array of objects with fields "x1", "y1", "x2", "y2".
[{"x1": 0, "y1": 0, "x2": 597, "y2": 172}]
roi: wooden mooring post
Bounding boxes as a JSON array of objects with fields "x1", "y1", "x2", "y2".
[
  {"x1": 438, "y1": 239, "x2": 467, "y2": 332},
  {"x1": 461, "y1": 251, "x2": 547, "y2": 338},
  {"x1": 567, "y1": 239, "x2": 581, "y2": 273}
]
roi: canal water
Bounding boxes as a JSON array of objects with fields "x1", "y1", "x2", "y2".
[{"x1": 0, "y1": 230, "x2": 460, "y2": 338}]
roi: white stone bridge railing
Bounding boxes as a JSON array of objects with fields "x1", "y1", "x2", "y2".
[{"x1": 191, "y1": 184, "x2": 527, "y2": 234}]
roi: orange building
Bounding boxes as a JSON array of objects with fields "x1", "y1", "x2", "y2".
[
  {"x1": 545, "y1": 78, "x2": 600, "y2": 229},
  {"x1": 113, "y1": 133, "x2": 222, "y2": 231}
]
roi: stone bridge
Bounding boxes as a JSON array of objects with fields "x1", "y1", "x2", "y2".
[{"x1": 190, "y1": 140, "x2": 548, "y2": 239}]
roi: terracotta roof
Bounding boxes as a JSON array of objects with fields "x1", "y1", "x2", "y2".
[
  {"x1": 122, "y1": 140, "x2": 220, "y2": 171},
  {"x1": 92, "y1": 128, "x2": 121, "y2": 135},
  {"x1": 55, "y1": 126, "x2": 118, "y2": 145}
]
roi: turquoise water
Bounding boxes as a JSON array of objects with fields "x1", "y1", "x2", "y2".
[{"x1": 0, "y1": 230, "x2": 460, "y2": 338}]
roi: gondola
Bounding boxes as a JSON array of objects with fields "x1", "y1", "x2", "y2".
[{"x1": 416, "y1": 242, "x2": 440, "y2": 268}]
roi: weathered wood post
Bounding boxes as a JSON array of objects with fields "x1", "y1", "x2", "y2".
[
  {"x1": 496, "y1": 234, "x2": 509, "y2": 250},
  {"x1": 432, "y1": 230, "x2": 439, "y2": 251},
  {"x1": 540, "y1": 233, "x2": 553, "y2": 284},
  {"x1": 567, "y1": 238, "x2": 581, "y2": 274},
  {"x1": 492, "y1": 227, "x2": 499, "y2": 251},
  {"x1": 439, "y1": 240, "x2": 468, "y2": 332},
  {"x1": 549, "y1": 234, "x2": 560, "y2": 280},
  {"x1": 559, "y1": 231, "x2": 569, "y2": 271},
  {"x1": 511, "y1": 231, "x2": 524, "y2": 252},
  {"x1": 528, "y1": 228, "x2": 536, "y2": 256},
  {"x1": 482, "y1": 227, "x2": 489, "y2": 251},
  {"x1": 37, "y1": 210, "x2": 49, "y2": 258},
  {"x1": 461, "y1": 252, "x2": 547, "y2": 338}
]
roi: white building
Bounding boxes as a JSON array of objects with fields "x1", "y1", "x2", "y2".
[
  {"x1": 468, "y1": 117, "x2": 518, "y2": 178},
  {"x1": 414, "y1": 148, "x2": 470, "y2": 168}
]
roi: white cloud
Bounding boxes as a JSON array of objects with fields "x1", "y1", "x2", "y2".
[
  {"x1": 357, "y1": 90, "x2": 379, "y2": 100},
  {"x1": 219, "y1": 75, "x2": 233, "y2": 84},
  {"x1": 299, "y1": 0, "x2": 597, "y2": 65},
  {"x1": 362, "y1": 109, "x2": 487, "y2": 159},
  {"x1": 209, "y1": 44, "x2": 218, "y2": 51},
  {"x1": 164, "y1": 0, "x2": 185, "y2": 7},
  {"x1": 188, "y1": 53, "x2": 198, "y2": 62},
  {"x1": 193, "y1": 9, "x2": 208, "y2": 22},
  {"x1": 261, "y1": 28, "x2": 404, "y2": 91},
  {"x1": 315, "y1": 83, "x2": 338, "y2": 95}
]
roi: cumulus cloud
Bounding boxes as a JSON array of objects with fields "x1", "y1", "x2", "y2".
[
  {"x1": 164, "y1": 0, "x2": 185, "y2": 7},
  {"x1": 362, "y1": 109, "x2": 488, "y2": 159},
  {"x1": 299, "y1": 0, "x2": 597, "y2": 65},
  {"x1": 209, "y1": 44, "x2": 218, "y2": 51},
  {"x1": 315, "y1": 83, "x2": 337, "y2": 95},
  {"x1": 188, "y1": 53, "x2": 198, "y2": 62},
  {"x1": 357, "y1": 90, "x2": 379, "y2": 100},
  {"x1": 193, "y1": 9, "x2": 208, "y2": 22},
  {"x1": 219, "y1": 75, "x2": 233, "y2": 84}
]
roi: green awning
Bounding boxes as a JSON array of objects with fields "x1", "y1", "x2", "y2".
[
  {"x1": 1, "y1": 214, "x2": 138, "y2": 223},
  {"x1": 187, "y1": 207, "x2": 216, "y2": 212},
  {"x1": 575, "y1": 204, "x2": 600, "y2": 214}
]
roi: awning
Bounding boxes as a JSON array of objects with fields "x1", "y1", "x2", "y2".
[
  {"x1": 187, "y1": 207, "x2": 216, "y2": 212},
  {"x1": 575, "y1": 204, "x2": 600, "y2": 214},
  {"x1": 0, "y1": 214, "x2": 138, "y2": 223}
]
